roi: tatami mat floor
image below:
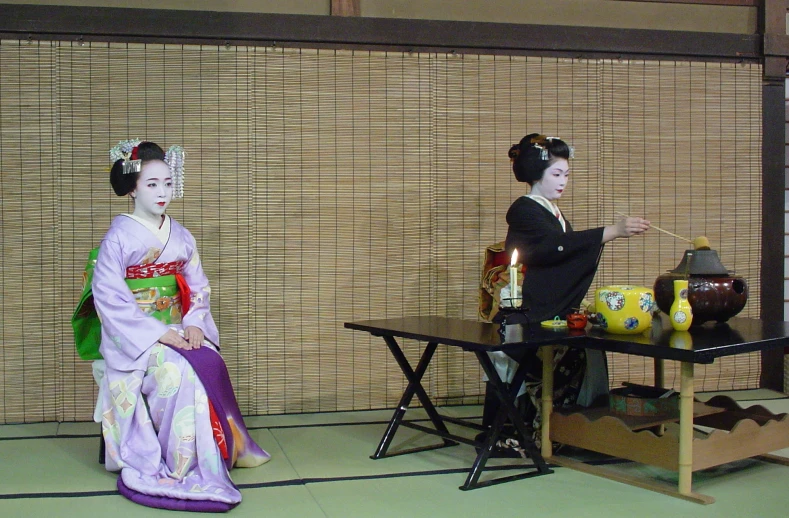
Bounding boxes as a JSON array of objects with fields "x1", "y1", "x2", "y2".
[{"x1": 1, "y1": 390, "x2": 788, "y2": 517}]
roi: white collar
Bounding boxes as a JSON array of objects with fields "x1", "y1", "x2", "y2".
[
  {"x1": 525, "y1": 195, "x2": 565, "y2": 231},
  {"x1": 125, "y1": 214, "x2": 171, "y2": 245}
]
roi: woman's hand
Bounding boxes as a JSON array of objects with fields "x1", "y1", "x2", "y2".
[
  {"x1": 616, "y1": 216, "x2": 651, "y2": 238},
  {"x1": 158, "y1": 328, "x2": 193, "y2": 350},
  {"x1": 183, "y1": 326, "x2": 204, "y2": 348},
  {"x1": 602, "y1": 216, "x2": 651, "y2": 243}
]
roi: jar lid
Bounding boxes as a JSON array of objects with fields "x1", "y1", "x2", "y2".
[{"x1": 670, "y1": 249, "x2": 730, "y2": 276}]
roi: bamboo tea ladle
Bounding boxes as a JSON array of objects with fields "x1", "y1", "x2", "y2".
[{"x1": 614, "y1": 211, "x2": 710, "y2": 250}]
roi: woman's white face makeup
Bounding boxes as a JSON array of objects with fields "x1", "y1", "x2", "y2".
[
  {"x1": 131, "y1": 160, "x2": 173, "y2": 223},
  {"x1": 533, "y1": 158, "x2": 570, "y2": 201}
]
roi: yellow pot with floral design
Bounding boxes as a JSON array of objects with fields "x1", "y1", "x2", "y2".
[{"x1": 593, "y1": 285, "x2": 655, "y2": 335}]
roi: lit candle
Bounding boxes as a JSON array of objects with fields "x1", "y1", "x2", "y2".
[{"x1": 510, "y1": 249, "x2": 519, "y2": 307}]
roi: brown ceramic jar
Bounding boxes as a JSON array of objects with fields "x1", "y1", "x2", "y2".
[{"x1": 653, "y1": 249, "x2": 748, "y2": 325}]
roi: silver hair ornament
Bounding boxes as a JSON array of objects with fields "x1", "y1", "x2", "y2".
[
  {"x1": 165, "y1": 145, "x2": 186, "y2": 199},
  {"x1": 109, "y1": 139, "x2": 143, "y2": 175}
]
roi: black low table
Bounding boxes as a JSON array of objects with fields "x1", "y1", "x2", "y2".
[
  {"x1": 344, "y1": 316, "x2": 586, "y2": 490},
  {"x1": 345, "y1": 315, "x2": 789, "y2": 500}
]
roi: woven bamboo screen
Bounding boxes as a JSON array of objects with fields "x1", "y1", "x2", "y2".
[{"x1": 0, "y1": 41, "x2": 762, "y2": 423}]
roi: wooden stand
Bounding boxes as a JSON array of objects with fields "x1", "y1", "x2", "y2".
[{"x1": 543, "y1": 352, "x2": 789, "y2": 504}]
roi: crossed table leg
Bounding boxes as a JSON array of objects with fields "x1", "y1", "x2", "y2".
[{"x1": 371, "y1": 334, "x2": 552, "y2": 490}]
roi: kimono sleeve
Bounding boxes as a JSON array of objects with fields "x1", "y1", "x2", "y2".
[
  {"x1": 92, "y1": 236, "x2": 169, "y2": 362},
  {"x1": 180, "y1": 230, "x2": 220, "y2": 347},
  {"x1": 506, "y1": 198, "x2": 604, "y2": 267}
]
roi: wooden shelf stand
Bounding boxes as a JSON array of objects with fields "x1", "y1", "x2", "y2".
[{"x1": 549, "y1": 395, "x2": 789, "y2": 503}]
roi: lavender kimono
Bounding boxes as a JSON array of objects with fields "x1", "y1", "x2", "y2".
[{"x1": 92, "y1": 214, "x2": 269, "y2": 512}]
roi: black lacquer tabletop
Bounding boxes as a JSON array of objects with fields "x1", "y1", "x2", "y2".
[
  {"x1": 582, "y1": 314, "x2": 789, "y2": 364},
  {"x1": 344, "y1": 316, "x2": 581, "y2": 352},
  {"x1": 345, "y1": 314, "x2": 789, "y2": 364}
]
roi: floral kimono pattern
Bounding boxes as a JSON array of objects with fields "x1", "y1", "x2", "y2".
[{"x1": 87, "y1": 214, "x2": 269, "y2": 512}]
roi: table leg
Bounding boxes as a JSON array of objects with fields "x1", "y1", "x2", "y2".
[
  {"x1": 463, "y1": 351, "x2": 551, "y2": 490},
  {"x1": 541, "y1": 344, "x2": 554, "y2": 459},
  {"x1": 383, "y1": 336, "x2": 451, "y2": 435},
  {"x1": 463, "y1": 377, "x2": 511, "y2": 488},
  {"x1": 678, "y1": 360, "x2": 694, "y2": 494},
  {"x1": 652, "y1": 358, "x2": 667, "y2": 436},
  {"x1": 654, "y1": 358, "x2": 665, "y2": 389},
  {"x1": 474, "y1": 351, "x2": 550, "y2": 470},
  {"x1": 372, "y1": 336, "x2": 455, "y2": 459}
]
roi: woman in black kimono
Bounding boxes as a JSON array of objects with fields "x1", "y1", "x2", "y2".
[{"x1": 484, "y1": 133, "x2": 650, "y2": 448}]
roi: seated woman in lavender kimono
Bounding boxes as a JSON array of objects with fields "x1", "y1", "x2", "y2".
[{"x1": 76, "y1": 140, "x2": 269, "y2": 512}]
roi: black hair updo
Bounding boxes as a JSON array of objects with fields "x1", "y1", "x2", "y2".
[
  {"x1": 109, "y1": 141, "x2": 166, "y2": 196},
  {"x1": 509, "y1": 133, "x2": 572, "y2": 185}
]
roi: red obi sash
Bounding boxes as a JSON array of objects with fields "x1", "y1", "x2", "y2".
[{"x1": 126, "y1": 261, "x2": 192, "y2": 316}]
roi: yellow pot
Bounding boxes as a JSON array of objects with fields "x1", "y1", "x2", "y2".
[{"x1": 594, "y1": 285, "x2": 655, "y2": 335}]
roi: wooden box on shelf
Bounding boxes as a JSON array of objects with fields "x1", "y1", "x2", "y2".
[{"x1": 609, "y1": 383, "x2": 678, "y2": 418}]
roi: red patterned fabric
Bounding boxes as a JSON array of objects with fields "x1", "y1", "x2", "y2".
[
  {"x1": 125, "y1": 261, "x2": 185, "y2": 279},
  {"x1": 208, "y1": 399, "x2": 229, "y2": 460}
]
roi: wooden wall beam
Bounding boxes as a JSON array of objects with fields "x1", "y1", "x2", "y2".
[{"x1": 0, "y1": 3, "x2": 760, "y2": 60}]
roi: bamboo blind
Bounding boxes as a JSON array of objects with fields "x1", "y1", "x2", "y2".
[{"x1": 0, "y1": 41, "x2": 763, "y2": 423}]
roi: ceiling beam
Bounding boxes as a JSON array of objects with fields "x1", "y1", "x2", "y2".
[{"x1": 0, "y1": 3, "x2": 759, "y2": 61}]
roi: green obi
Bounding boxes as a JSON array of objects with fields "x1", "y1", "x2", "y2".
[{"x1": 71, "y1": 248, "x2": 183, "y2": 361}]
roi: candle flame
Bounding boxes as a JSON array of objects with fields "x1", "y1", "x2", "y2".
[{"x1": 511, "y1": 249, "x2": 518, "y2": 265}]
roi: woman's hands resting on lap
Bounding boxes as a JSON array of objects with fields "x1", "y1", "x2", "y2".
[{"x1": 158, "y1": 326, "x2": 204, "y2": 350}]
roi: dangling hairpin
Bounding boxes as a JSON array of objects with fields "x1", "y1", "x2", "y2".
[
  {"x1": 110, "y1": 139, "x2": 143, "y2": 175},
  {"x1": 165, "y1": 145, "x2": 185, "y2": 199}
]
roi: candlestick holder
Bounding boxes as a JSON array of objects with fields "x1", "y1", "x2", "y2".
[{"x1": 494, "y1": 303, "x2": 531, "y2": 342}]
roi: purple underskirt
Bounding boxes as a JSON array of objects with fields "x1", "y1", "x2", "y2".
[{"x1": 118, "y1": 477, "x2": 237, "y2": 513}]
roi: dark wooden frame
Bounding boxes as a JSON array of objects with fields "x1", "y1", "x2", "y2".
[
  {"x1": 0, "y1": 4, "x2": 760, "y2": 59},
  {"x1": 1, "y1": 2, "x2": 786, "y2": 389},
  {"x1": 618, "y1": 0, "x2": 758, "y2": 6},
  {"x1": 758, "y1": 0, "x2": 788, "y2": 390}
]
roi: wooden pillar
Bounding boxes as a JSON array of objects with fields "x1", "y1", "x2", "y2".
[
  {"x1": 759, "y1": 0, "x2": 788, "y2": 391},
  {"x1": 331, "y1": 0, "x2": 360, "y2": 17}
]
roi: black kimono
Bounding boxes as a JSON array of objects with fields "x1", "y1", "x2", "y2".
[
  {"x1": 505, "y1": 196, "x2": 604, "y2": 323},
  {"x1": 491, "y1": 196, "x2": 609, "y2": 444}
]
